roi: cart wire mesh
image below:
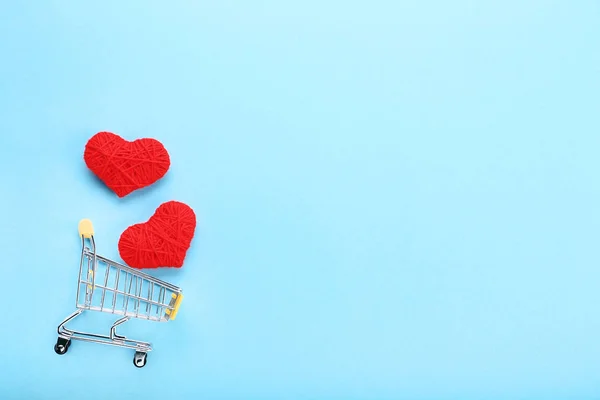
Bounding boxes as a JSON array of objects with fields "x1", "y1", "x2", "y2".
[{"x1": 77, "y1": 248, "x2": 182, "y2": 322}]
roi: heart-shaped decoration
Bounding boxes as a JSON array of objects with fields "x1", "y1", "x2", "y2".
[
  {"x1": 84, "y1": 131, "x2": 170, "y2": 197},
  {"x1": 118, "y1": 201, "x2": 196, "y2": 269}
]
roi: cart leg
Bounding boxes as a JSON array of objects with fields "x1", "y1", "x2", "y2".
[
  {"x1": 110, "y1": 316, "x2": 130, "y2": 340},
  {"x1": 55, "y1": 309, "x2": 151, "y2": 361},
  {"x1": 55, "y1": 309, "x2": 84, "y2": 355},
  {"x1": 57, "y1": 309, "x2": 84, "y2": 337}
]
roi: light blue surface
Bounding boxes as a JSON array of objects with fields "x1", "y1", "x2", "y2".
[{"x1": 1, "y1": 1, "x2": 600, "y2": 398}]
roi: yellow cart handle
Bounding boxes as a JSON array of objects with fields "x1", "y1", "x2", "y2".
[{"x1": 78, "y1": 219, "x2": 94, "y2": 238}]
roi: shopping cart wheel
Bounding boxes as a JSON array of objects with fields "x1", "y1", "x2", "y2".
[
  {"x1": 133, "y1": 351, "x2": 147, "y2": 368},
  {"x1": 54, "y1": 337, "x2": 71, "y2": 355}
]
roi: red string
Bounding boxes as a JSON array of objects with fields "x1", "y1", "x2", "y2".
[{"x1": 119, "y1": 201, "x2": 196, "y2": 269}]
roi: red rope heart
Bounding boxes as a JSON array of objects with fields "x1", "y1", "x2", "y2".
[
  {"x1": 118, "y1": 201, "x2": 196, "y2": 269},
  {"x1": 84, "y1": 131, "x2": 170, "y2": 197}
]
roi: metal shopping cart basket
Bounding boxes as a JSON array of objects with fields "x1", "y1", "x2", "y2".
[{"x1": 54, "y1": 219, "x2": 184, "y2": 368}]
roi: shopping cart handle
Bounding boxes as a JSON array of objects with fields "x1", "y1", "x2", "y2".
[{"x1": 78, "y1": 219, "x2": 94, "y2": 239}]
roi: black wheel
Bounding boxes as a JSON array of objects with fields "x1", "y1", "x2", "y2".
[
  {"x1": 133, "y1": 351, "x2": 147, "y2": 368},
  {"x1": 54, "y1": 337, "x2": 71, "y2": 355}
]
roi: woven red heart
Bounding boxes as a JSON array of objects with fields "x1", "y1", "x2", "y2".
[
  {"x1": 84, "y1": 131, "x2": 170, "y2": 197},
  {"x1": 118, "y1": 201, "x2": 196, "y2": 269}
]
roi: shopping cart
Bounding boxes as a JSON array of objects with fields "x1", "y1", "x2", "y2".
[{"x1": 54, "y1": 219, "x2": 184, "y2": 368}]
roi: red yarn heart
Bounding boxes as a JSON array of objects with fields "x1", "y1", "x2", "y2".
[
  {"x1": 84, "y1": 131, "x2": 170, "y2": 198},
  {"x1": 118, "y1": 201, "x2": 196, "y2": 269}
]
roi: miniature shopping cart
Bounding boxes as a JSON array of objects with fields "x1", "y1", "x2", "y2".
[{"x1": 54, "y1": 219, "x2": 183, "y2": 368}]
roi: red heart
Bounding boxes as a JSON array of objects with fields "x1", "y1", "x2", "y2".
[
  {"x1": 84, "y1": 131, "x2": 170, "y2": 198},
  {"x1": 118, "y1": 201, "x2": 196, "y2": 269}
]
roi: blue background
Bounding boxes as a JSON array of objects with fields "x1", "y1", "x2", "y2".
[{"x1": 1, "y1": 1, "x2": 599, "y2": 399}]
